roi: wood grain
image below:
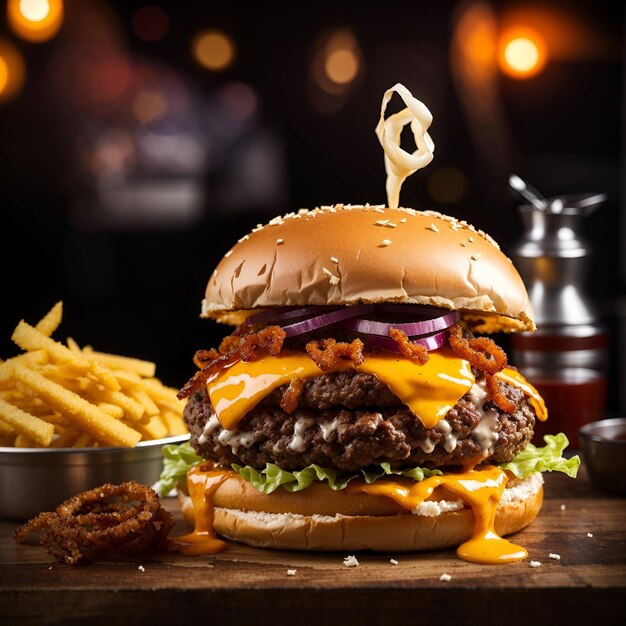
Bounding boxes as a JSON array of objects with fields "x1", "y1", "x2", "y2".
[{"x1": 1, "y1": 465, "x2": 624, "y2": 626}]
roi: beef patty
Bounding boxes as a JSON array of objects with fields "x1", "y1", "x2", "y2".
[{"x1": 184, "y1": 370, "x2": 536, "y2": 472}]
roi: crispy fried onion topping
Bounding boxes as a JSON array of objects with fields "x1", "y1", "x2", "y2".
[
  {"x1": 389, "y1": 327, "x2": 429, "y2": 364},
  {"x1": 239, "y1": 325, "x2": 286, "y2": 362},
  {"x1": 178, "y1": 326, "x2": 286, "y2": 399},
  {"x1": 280, "y1": 378, "x2": 306, "y2": 414},
  {"x1": 486, "y1": 373, "x2": 517, "y2": 414},
  {"x1": 447, "y1": 323, "x2": 515, "y2": 414},
  {"x1": 447, "y1": 323, "x2": 507, "y2": 373},
  {"x1": 13, "y1": 481, "x2": 174, "y2": 565},
  {"x1": 305, "y1": 338, "x2": 365, "y2": 372}
]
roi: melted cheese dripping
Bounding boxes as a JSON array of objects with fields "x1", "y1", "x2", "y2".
[
  {"x1": 166, "y1": 464, "x2": 236, "y2": 556},
  {"x1": 348, "y1": 465, "x2": 528, "y2": 564}
]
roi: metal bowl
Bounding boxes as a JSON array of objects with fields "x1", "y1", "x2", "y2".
[
  {"x1": 579, "y1": 418, "x2": 626, "y2": 495},
  {"x1": 0, "y1": 434, "x2": 189, "y2": 521}
]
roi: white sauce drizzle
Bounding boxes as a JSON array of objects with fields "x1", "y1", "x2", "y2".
[
  {"x1": 319, "y1": 418, "x2": 339, "y2": 442},
  {"x1": 468, "y1": 378, "x2": 500, "y2": 459},
  {"x1": 289, "y1": 417, "x2": 314, "y2": 452}
]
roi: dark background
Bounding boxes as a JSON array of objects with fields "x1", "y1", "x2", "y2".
[{"x1": 0, "y1": 0, "x2": 623, "y2": 411}]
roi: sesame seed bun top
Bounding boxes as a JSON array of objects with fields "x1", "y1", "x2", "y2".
[{"x1": 202, "y1": 205, "x2": 535, "y2": 333}]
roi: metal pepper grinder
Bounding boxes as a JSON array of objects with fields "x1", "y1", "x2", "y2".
[{"x1": 508, "y1": 175, "x2": 609, "y2": 448}]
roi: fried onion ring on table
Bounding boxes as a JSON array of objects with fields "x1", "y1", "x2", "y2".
[
  {"x1": 305, "y1": 338, "x2": 365, "y2": 371},
  {"x1": 13, "y1": 481, "x2": 174, "y2": 565}
]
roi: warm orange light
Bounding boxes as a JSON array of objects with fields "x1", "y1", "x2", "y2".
[
  {"x1": 7, "y1": 0, "x2": 64, "y2": 43},
  {"x1": 0, "y1": 37, "x2": 26, "y2": 102},
  {"x1": 499, "y1": 29, "x2": 547, "y2": 78},
  {"x1": 192, "y1": 30, "x2": 236, "y2": 71},
  {"x1": 325, "y1": 47, "x2": 359, "y2": 85}
]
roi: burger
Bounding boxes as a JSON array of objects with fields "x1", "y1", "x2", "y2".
[{"x1": 161, "y1": 204, "x2": 579, "y2": 564}]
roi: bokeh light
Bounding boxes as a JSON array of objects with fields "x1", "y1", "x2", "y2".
[
  {"x1": 499, "y1": 29, "x2": 547, "y2": 78},
  {"x1": 133, "y1": 89, "x2": 168, "y2": 124},
  {"x1": 192, "y1": 30, "x2": 236, "y2": 71},
  {"x1": 132, "y1": 5, "x2": 169, "y2": 42},
  {"x1": 7, "y1": 0, "x2": 64, "y2": 43},
  {"x1": 312, "y1": 29, "x2": 362, "y2": 94},
  {"x1": 0, "y1": 37, "x2": 26, "y2": 103}
]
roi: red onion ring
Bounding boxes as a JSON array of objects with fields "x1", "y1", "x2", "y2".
[
  {"x1": 281, "y1": 305, "x2": 375, "y2": 337},
  {"x1": 340, "y1": 311, "x2": 459, "y2": 336},
  {"x1": 246, "y1": 306, "x2": 334, "y2": 326},
  {"x1": 363, "y1": 330, "x2": 448, "y2": 353}
]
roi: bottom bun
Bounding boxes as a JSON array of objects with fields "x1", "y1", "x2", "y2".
[{"x1": 178, "y1": 472, "x2": 543, "y2": 552}]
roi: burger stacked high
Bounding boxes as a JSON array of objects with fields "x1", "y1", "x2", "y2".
[{"x1": 163, "y1": 204, "x2": 579, "y2": 564}]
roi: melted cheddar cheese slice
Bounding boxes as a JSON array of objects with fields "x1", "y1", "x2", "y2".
[{"x1": 207, "y1": 348, "x2": 475, "y2": 430}]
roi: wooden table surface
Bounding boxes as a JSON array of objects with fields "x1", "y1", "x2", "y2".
[{"x1": 1, "y1": 464, "x2": 624, "y2": 626}]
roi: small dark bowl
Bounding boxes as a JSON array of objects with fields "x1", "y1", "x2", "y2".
[{"x1": 579, "y1": 418, "x2": 626, "y2": 495}]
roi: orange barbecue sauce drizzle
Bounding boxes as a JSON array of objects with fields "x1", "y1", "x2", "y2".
[
  {"x1": 348, "y1": 465, "x2": 528, "y2": 564},
  {"x1": 167, "y1": 463, "x2": 237, "y2": 555}
]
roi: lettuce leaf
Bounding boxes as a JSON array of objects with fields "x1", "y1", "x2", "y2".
[
  {"x1": 156, "y1": 432, "x2": 579, "y2": 497},
  {"x1": 232, "y1": 462, "x2": 443, "y2": 494},
  {"x1": 155, "y1": 441, "x2": 202, "y2": 496},
  {"x1": 498, "y1": 433, "x2": 580, "y2": 479}
]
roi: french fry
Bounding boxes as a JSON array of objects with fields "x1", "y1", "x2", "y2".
[
  {"x1": 96, "y1": 402, "x2": 125, "y2": 418},
  {"x1": 83, "y1": 348, "x2": 156, "y2": 378},
  {"x1": 0, "y1": 418, "x2": 16, "y2": 435},
  {"x1": 0, "y1": 398, "x2": 54, "y2": 446},
  {"x1": 11, "y1": 321, "x2": 120, "y2": 391},
  {"x1": 129, "y1": 388, "x2": 160, "y2": 417},
  {"x1": 162, "y1": 410, "x2": 188, "y2": 435},
  {"x1": 8, "y1": 363, "x2": 141, "y2": 447},
  {"x1": 1, "y1": 301, "x2": 188, "y2": 449},
  {"x1": 90, "y1": 389, "x2": 145, "y2": 422},
  {"x1": 35, "y1": 301, "x2": 63, "y2": 337}
]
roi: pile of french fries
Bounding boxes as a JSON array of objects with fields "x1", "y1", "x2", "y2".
[{"x1": 0, "y1": 302, "x2": 188, "y2": 448}]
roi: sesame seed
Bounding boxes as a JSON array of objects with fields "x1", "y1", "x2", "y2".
[
  {"x1": 138, "y1": 565, "x2": 145, "y2": 572},
  {"x1": 461, "y1": 241, "x2": 467, "y2": 247},
  {"x1": 587, "y1": 532, "x2": 593, "y2": 538},
  {"x1": 374, "y1": 207, "x2": 385, "y2": 214},
  {"x1": 427, "y1": 223, "x2": 439, "y2": 233},
  {"x1": 471, "y1": 254, "x2": 481, "y2": 261},
  {"x1": 330, "y1": 256, "x2": 339, "y2": 263},
  {"x1": 549, "y1": 553, "x2": 561, "y2": 560},
  {"x1": 381, "y1": 239, "x2": 392, "y2": 247},
  {"x1": 343, "y1": 555, "x2": 359, "y2": 567},
  {"x1": 529, "y1": 561, "x2": 542, "y2": 568},
  {"x1": 376, "y1": 219, "x2": 389, "y2": 226},
  {"x1": 400, "y1": 218, "x2": 407, "y2": 223},
  {"x1": 439, "y1": 573, "x2": 452, "y2": 581},
  {"x1": 560, "y1": 504, "x2": 566, "y2": 511},
  {"x1": 224, "y1": 250, "x2": 233, "y2": 257},
  {"x1": 390, "y1": 559, "x2": 399, "y2": 566},
  {"x1": 276, "y1": 238, "x2": 284, "y2": 245},
  {"x1": 386, "y1": 222, "x2": 397, "y2": 228},
  {"x1": 322, "y1": 267, "x2": 340, "y2": 285},
  {"x1": 287, "y1": 569, "x2": 297, "y2": 576},
  {"x1": 468, "y1": 236, "x2": 475, "y2": 243},
  {"x1": 238, "y1": 234, "x2": 249, "y2": 243}
]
